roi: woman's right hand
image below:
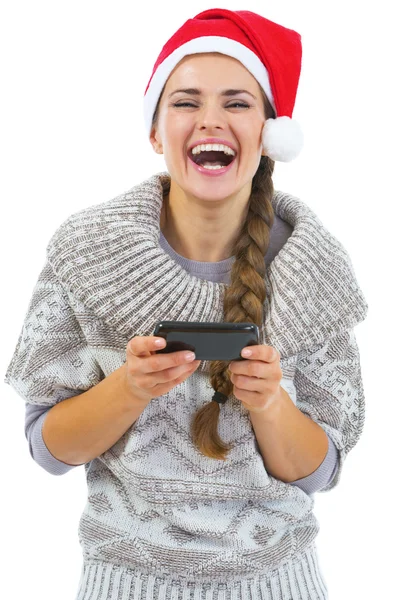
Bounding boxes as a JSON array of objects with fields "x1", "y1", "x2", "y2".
[{"x1": 124, "y1": 336, "x2": 201, "y2": 404}]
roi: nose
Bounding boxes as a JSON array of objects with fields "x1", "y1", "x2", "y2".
[{"x1": 196, "y1": 102, "x2": 225, "y2": 131}]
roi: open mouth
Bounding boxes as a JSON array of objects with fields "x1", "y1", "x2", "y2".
[{"x1": 187, "y1": 149, "x2": 236, "y2": 169}]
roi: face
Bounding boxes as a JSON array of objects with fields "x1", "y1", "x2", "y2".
[{"x1": 150, "y1": 52, "x2": 272, "y2": 204}]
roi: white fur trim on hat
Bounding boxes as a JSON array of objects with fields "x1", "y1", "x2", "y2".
[
  {"x1": 144, "y1": 35, "x2": 276, "y2": 136},
  {"x1": 262, "y1": 117, "x2": 304, "y2": 162}
]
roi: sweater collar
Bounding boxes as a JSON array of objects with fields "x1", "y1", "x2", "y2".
[{"x1": 46, "y1": 171, "x2": 368, "y2": 359}]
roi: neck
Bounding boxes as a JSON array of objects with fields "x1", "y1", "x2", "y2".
[{"x1": 160, "y1": 179, "x2": 252, "y2": 262}]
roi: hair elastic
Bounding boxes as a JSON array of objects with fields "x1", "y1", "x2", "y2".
[{"x1": 212, "y1": 391, "x2": 228, "y2": 405}]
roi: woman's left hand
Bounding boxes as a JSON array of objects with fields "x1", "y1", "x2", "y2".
[{"x1": 228, "y1": 345, "x2": 283, "y2": 413}]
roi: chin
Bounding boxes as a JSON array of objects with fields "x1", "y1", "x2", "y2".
[{"x1": 186, "y1": 180, "x2": 239, "y2": 203}]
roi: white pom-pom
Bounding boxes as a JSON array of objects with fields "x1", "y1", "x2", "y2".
[{"x1": 262, "y1": 116, "x2": 304, "y2": 162}]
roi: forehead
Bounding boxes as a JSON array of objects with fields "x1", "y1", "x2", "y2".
[{"x1": 164, "y1": 52, "x2": 259, "y2": 92}]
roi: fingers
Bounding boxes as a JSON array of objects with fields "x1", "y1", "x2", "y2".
[
  {"x1": 129, "y1": 337, "x2": 196, "y2": 371},
  {"x1": 127, "y1": 336, "x2": 165, "y2": 358},
  {"x1": 127, "y1": 336, "x2": 200, "y2": 385},
  {"x1": 148, "y1": 351, "x2": 200, "y2": 384},
  {"x1": 124, "y1": 336, "x2": 201, "y2": 403}
]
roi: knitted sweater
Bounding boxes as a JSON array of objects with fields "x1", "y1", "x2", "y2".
[
  {"x1": 22, "y1": 209, "x2": 339, "y2": 493},
  {"x1": 4, "y1": 171, "x2": 368, "y2": 600}
]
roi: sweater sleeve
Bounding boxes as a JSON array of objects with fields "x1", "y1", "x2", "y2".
[
  {"x1": 288, "y1": 433, "x2": 339, "y2": 494},
  {"x1": 4, "y1": 259, "x2": 104, "y2": 468},
  {"x1": 4, "y1": 259, "x2": 104, "y2": 406},
  {"x1": 25, "y1": 402, "x2": 84, "y2": 475},
  {"x1": 292, "y1": 327, "x2": 366, "y2": 493}
]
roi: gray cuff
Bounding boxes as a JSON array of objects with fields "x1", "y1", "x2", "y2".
[
  {"x1": 27, "y1": 410, "x2": 81, "y2": 476},
  {"x1": 289, "y1": 434, "x2": 339, "y2": 494}
]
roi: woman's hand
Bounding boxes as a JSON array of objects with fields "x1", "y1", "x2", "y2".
[
  {"x1": 124, "y1": 336, "x2": 201, "y2": 404},
  {"x1": 228, "y1": 345, "x2": 283, "y2": 413}
]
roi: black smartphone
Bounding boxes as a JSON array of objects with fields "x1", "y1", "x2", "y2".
[{"x1": 153, "y1": 321, "x2": 259, "y2": 361}]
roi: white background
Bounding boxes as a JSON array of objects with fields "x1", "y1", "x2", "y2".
[{"x1": 1, "y1": 1, "x2": 398, "y2": 599}]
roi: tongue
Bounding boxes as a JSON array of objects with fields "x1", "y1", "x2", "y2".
[{"x1": 196, "y1": 150, "x2": 230, "y2": 167}]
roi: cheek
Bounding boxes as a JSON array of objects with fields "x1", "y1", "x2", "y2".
[
  {"x1": 240, "y1": 121, "x2": 264, "y2": 143},
  {"x1": 163, "y1": 121, "x2": 192, "y2": 156},
  {"x1": 165, "y1": 113, "x2": 191, "y2": 135}
]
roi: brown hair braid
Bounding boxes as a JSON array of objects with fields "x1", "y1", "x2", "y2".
[
  {"x1": 190, "y1": 151, "x2": 275, "y2": 460},
  {"x1": 152, "y1": 72, "x2": 276, "y2": 461}
]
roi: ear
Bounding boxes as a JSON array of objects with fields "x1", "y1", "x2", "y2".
[{"x1": 150, "y1": 125, "x2": 163, "y2": 154}]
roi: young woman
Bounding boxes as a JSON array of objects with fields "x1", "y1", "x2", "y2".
[{"x1": 5, "y1": 8, "x2": 368, "y2": 600}]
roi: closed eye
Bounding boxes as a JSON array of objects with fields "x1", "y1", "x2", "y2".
[{"x1": 173, "y1": 102, "x2": 250, "y2": 108}]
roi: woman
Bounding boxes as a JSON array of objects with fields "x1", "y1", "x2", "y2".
[{"x1": 4, "y1": 8, "x2": 368, "y2": 600}]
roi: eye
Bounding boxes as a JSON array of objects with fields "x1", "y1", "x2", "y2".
[
  {"x1": 173, "y1": 102, "x2": 250, "y2": 108},
  {"x1": 228, "y1": 102, "x2": 250, "y2": 108}
]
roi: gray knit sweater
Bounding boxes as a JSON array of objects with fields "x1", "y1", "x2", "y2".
[
  {"x1": 4, "y1": 171, "x2": 368, "y2": 600},
  {"x1": 22, "y1": 191, "x2": 338, "y2": 493}
]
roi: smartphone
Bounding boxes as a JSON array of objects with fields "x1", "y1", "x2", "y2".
[{"x1": 153, "y1": 321, "x2": 259, "y2": 361}]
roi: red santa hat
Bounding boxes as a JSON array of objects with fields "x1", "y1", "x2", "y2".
[{"x1": 143, "y1": 8, "x2": 304, "y2": 162}]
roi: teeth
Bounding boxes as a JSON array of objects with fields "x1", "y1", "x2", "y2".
[
  {"x1": 201, "y1": 163, "x2": 225, "y2": 170},
  {"x1": 191, "y1": 143, "x2": 236, "y2": 156}
]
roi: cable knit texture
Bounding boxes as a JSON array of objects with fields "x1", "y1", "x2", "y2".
[
  {"x1": 4, "y1": 171, "x2": 368, "y2": 599},
  {"x1": 22, "y1": 210, "x2": 339, "y2": 491}
]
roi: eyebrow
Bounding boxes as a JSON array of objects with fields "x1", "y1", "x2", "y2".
[{"x1": 168, "y1": 88, "x2": 257, "y2": 100}]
